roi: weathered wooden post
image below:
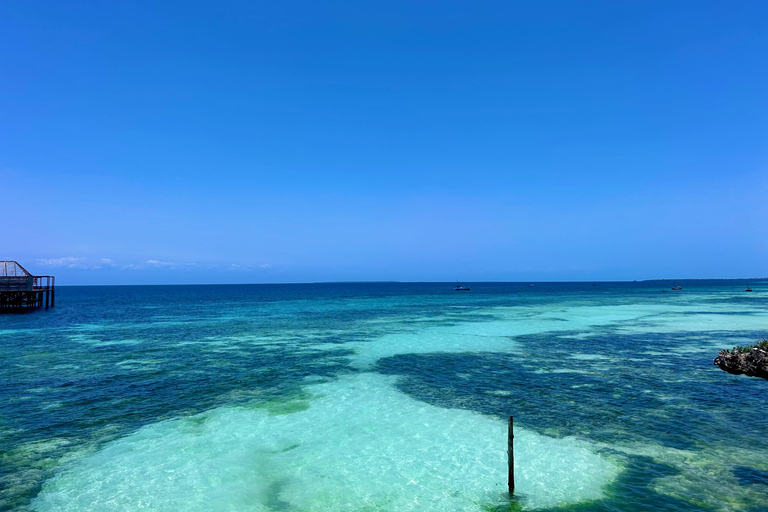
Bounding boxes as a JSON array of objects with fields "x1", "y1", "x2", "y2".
[{"x1": 508, "y1": 416, "x2": 515, "y2": 494}]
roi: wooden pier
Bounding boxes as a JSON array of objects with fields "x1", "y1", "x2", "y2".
[{"x1": 0, "y1": 261, "x2": 55, "y2": 312}]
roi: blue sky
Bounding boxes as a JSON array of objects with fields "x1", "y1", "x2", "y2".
[{"x1": 2, "y1": 1, "x2": 766, "y2": 284}]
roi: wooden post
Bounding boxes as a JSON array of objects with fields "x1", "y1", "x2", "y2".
[
  {"x1": 51, "y1": 277, "x2": 55, "y2": 307},
  {"x1": 508, "y1": 416, "x2": 515, "y2": 494}
]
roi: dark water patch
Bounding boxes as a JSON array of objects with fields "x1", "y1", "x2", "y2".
[
  {"x1": 376, "y1": 351, "x2": 686, "y2": 448},
  {"x1": 733, "y1": 466, "x2": 768, "y2": 487},
  {"x1": 375, "y1": 329, "x2": 768, "y2": 453},
  {"x1": 3, "y1": 343, "x2": 355, "y2": 442}
]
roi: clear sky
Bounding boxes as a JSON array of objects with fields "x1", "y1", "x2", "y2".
[{"x1": 2, "y1": 1, "x2": 766, "y2": 285}]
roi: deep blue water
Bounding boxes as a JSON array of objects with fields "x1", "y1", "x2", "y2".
[{"x1": 1, "y1": 281, "x2": 766, "y2": 511}]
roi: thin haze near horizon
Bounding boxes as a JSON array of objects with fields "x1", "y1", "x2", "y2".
[{"x1": 2, "y1": 1, "x2": 766, "y2": 285}]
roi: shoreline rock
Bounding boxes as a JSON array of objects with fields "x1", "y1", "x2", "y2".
[{"x1": 714, "y1": 348, "x2": 768, "y2": 380}]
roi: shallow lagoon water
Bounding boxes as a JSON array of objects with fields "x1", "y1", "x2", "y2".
[
  {"x1": 1, "y1": 281, "x2": 767, "y2": 511},
  {"x1": 30, "y1": 374, "x2": 618, "y2": 512}
]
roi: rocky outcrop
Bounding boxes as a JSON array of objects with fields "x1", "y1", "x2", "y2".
[{"x1": 714, "y1": 348, "x2": 768, "y2": 380}]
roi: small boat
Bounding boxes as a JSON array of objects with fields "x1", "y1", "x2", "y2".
[
  {"x1": 455, "y1": 281, "x2": 470, "y2": 291},
  {"x1": 746, "y1": 281, "x2": 752, "y2": 292},
  {"x1": 671, "y1": 282, "x2": 682, "y2": 290}
]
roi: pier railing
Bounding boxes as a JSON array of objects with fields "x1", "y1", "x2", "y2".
[{"x1": 33, "y1": 275, "x2": 55, "y2": 292}]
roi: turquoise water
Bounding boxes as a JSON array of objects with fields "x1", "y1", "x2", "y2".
[{"x1": 1, "y1": 282, "x2": 767, "y2": 511}]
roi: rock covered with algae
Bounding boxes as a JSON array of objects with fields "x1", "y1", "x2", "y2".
[{"x1": 714, "y1": 341, "x2": 768, "y2": 380}]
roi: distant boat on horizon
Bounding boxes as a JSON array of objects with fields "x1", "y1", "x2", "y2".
[
  {"x1": 671, "y1": 282, "x2": 682, "y2": 290},
  {"x1": 746, "y1": 281, "x2": 752, "y2": 292},
  {"x1": 455, "y1": 281, "x2": 470, "y2": 291}
]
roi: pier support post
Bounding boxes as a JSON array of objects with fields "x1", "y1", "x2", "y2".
[{"x1": 508, "y1": 416, "x2": 515, "y2": 494}]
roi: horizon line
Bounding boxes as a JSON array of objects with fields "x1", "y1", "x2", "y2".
[{"x1": 52, "y1": 278, "x2": 767, "y2": 287}]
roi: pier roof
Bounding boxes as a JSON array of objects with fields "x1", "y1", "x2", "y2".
[{"x1": 1, "y1": 261, "x2": 32, "y2": 277}]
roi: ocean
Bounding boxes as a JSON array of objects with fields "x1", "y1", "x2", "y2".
[{"x1": 1, "y1": 281, "x2": 766, "y2": 511}]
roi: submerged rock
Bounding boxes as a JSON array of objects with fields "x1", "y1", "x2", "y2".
[{"x1": 714, "y1": 348, "x2": 768, "y2": 380}]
